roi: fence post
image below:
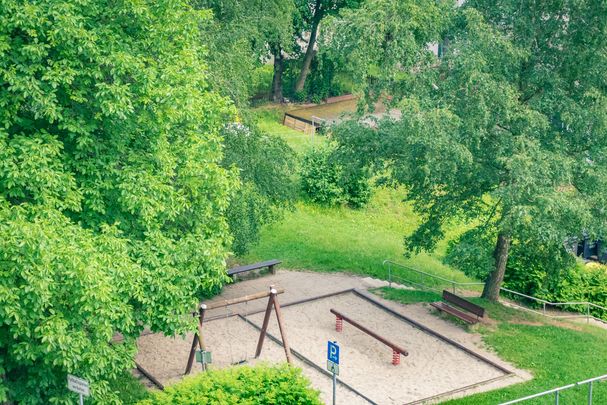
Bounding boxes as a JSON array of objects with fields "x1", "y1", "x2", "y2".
[
  {"x1": 388, "y1": 263, "x2": 392, "y2": 288},
  {"x1": 587, "y1": 303, "x2": 590, "y2": 324},
  {"x1": 588, "y1": 381, "x2": 593, "y2": 405},
  {"x1": 543, "y1": 302, "x2": 546, "y2": 316},
  {"x1": 555, "y1": 390, "x2": 559, "y2": 405},
  {"x1": 452, "y1": 282, "x2": 456, "y2": 294}
]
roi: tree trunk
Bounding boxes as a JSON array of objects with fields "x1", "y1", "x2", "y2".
[
  {"x1": 294, "y1": 8, "x2": 323, "y2": 93},
  {"x1": 270, "y1": 46, "x2": 284, "y2": 103},
  {"x1": 481, "y1": 233, "x2": 511, "y2": 301}
]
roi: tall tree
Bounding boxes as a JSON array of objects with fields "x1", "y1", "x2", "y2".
[
  {"x1": 293, "y1": 0, "x2": 361, "y2": 93},
  {"x1": 194, "y1": 0, "x2": 295, "y2": 104},
  {"x1": 332, "y1": 0, "x2": 607, "y2": 300},
  {"x1": 0, "y1": 0, "x2": 236, "y2": 402}
]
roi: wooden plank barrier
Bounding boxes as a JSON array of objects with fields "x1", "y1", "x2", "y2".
[{"x1": 330, "y1": 308, "x2": 409, "y2": 365}]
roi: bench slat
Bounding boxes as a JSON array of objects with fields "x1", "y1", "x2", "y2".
[
  {"x1": 227, "y1": 259, "x2": 281, "y2": 276},
  {"x1": 430, "y1": 302, "x2": 478, "y2": 324},
  {"x1": 442, "y1": 290, "x2": 485, "y2": 318}
]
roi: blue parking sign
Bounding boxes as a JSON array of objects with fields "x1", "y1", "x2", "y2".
[{"x1": 327, "y1": 341, "x2": 339, "y2": 365}]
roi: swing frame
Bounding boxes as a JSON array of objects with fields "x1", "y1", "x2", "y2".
[{"x1": 184, "y1": 286, "x2": 292, "y2": 374}]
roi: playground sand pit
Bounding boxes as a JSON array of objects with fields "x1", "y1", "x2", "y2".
[
  {"x1": 136, "y1": 316, "x2": 367, "y2": 404},
  {"x1": 245, "y1": 291, "x2": 509, "y2": 404},
  {"x1": 137, "y1": 288, "x2": 515, "y2": 404}
]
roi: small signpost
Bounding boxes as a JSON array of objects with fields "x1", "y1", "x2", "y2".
[
  {"x1": 196, "y1": 349, "x2": 213, "y2": 369},
  {"x1": 327, "y1": 341, "x2": 340, "y2": 405},
  {"x1": 67, "y1": 374, "x2": 90, "y2": 405}
]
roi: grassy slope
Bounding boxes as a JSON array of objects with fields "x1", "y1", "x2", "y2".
[
  {"x1": 245, "y1": 188, "x2": 472, "y2": 282},
  {"x1": 380, "y1": 288, "x2": 607, "y2": 404},
  {"x1": 246, "y1": 105, "x2": 472, "y2": 282}
]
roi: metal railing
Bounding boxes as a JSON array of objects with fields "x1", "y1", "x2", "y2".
[
  {"x1": 383, "y1": 260, "x2": 484, "y2": 296},
  {"x1": 499, "y1": 374, "x2": 607, "y2": 404},
  {"x1": 382, "y1": 260, "x2": 607, "y2": 324}
]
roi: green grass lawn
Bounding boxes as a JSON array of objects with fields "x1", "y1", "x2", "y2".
[
  {"x1": 247, "y1": 103, "x2": 472, "y2": 283},
  {"x1": 253, "y1": 105, "x2": 326, "y2": 154},
  {"x1": 381, "y1": 288, "x2": 607, "y2": 404},
  {"x1": 244, "y1": 187, "x2": 473, "y2": 282}
]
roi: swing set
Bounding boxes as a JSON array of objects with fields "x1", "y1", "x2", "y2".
[{"x1": 184, "y1": 286, "x2": 292, "y2": 374}]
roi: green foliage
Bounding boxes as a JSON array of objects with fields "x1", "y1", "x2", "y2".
[
  {"x1": 327, "y1": 0, "x2": 451, "y2": 102},
  {"x1": 0, "y1": 0, "x2": 236, "y2": 403},
  {"x1": 195, "y1": 0, "x2": 295, "y2": 106},
  {"x1": 301, "y1": 147, "x2": 344, "y2": 205},
  {"x1": 138, "y1": 364, "x2": 322, "y2": 405},
  {"x1": 331, "y1": 0, "x2": 607, "y2": 294},
  {"x1": 108, "y1": 372, "x2": 151, "y2": 404},
  {"x1": 245, "y1": 186, "x2": 474, "y2": 283},
  {"x1": 222, "y1": 123, "x2": 296, "y2": 255},
  {"x1": 446, "y1": 230, "x2": 607, "y2": 318},
  {"x1": 300, "y1": 146, "x2": 371, "y2": 208}
]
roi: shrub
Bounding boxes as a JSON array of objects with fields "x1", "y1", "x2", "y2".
[
  {"x1": 300, "y1": 146, "x2": 371, "y2": 208},
  {"x1": 301, "y1": 146, "x2": 345, "y2": 205},
  {"x1": 222, "y1": 123, "x2": 296, "y2": 256},
  {"x1": 138, "y1": 364, "x2": 322, "y2": 405},
  {"x1": 445, "y1": 230, "x2": 607, "y2": 319}
]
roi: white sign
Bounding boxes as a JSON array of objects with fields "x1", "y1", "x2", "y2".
[
  {"x1": 327, "y1": 360, "x2": 340, "y2": 376},
  {"x1": 67, "y1": 374, "x2": 90, "y2": 397}
]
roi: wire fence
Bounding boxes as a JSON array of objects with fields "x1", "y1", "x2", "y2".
[{"x1": 382, "y1": 260, "x2": 607, "y2": 324}]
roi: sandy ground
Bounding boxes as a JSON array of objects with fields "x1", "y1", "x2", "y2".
[
  {"x1": 246, "y1": 292, "x2": 506, "y2": 404},
  {"x1": 136, "y1": 316, "x2": 368, "y2": 404},
  {"x1": 136, "y1": 270, "x2": 530, "y2": 404}
]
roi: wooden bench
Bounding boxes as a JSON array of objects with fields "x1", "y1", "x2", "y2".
[
  {"x1": 227, "y1": 259, "x2": 281, "y2": 277},
  {"x1": 430, "y1": 290, "x2": 486, "y2": 324}
]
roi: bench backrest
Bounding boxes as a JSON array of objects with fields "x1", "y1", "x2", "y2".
[{"x1": 442, "y1": 290, "x2": 485, "y2": 318}]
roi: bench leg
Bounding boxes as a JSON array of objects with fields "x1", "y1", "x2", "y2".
[
  {"x1": 269, "y1": 265, "x2": 276, "y2": 275},
  {"x1": 392, "y1": 350, "x2": 400, "y2": 366}
]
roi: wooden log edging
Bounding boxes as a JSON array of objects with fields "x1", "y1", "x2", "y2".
[
  {"x1": 135, "y1": 362, "x2": 164, "y2": 390},
  {"x1": 330, "y1": 308, "x2": 409, "y2": 357}
]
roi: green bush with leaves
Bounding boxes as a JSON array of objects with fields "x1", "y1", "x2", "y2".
[
  {"x1": 0, "y1": 0, "x2": 236, "y2": 403},
  {"x1": 445, "y1": 230, "x2": 607, "y2": 318},
  {"x1": 138, "y1": 364, "x2": 322, "y2": 405},
  {"x1": 300, "y1": 145, "x2": 371, "y2": 208},
  {"x1": 222, "y1": 123, "x2": 296, "y2": 255}
]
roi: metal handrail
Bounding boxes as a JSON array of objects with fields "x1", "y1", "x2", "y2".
[
  {"x1": 382, "y1": 260, "x2": 607, "y2": 323},
  {"x1": 499, "y1": 373, "x2": 607, "y2": 404}
]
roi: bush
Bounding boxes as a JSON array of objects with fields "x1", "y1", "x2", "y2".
[
  {"x1": 222, "y1": 123, "x2": 296, "y2": 256},
  {"x1": 138, "y1": 364, "x2": 322, "y2": 405},
  {"x1": 445, "y1": 229, "x2": 607, "y2": 319},
  {"x1": 301, "y1": 147, "x2": 344, "y2": 205},
  {"x1": 300, "y1": 146, "x2": 371, "y2": 208}
]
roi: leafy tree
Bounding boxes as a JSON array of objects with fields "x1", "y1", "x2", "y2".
[
  {"x1": 332, "y1": 0, "x2": 607, "y2": 300},
  {"x1": 293, "y1": 0, "x2": 362, "y2": 93},
  {"x1": 191, "y1": 2, "x2": 298, "y2": 255},
  {"x1": 221, "y1": 123, "x2": 296, "y2": 255},
  {"x1": 194, "y1": 0, "x2": 295, "y2": 104},
  {"x1": 0, "y1": 0, "x2": 236, "y2": 403}
]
